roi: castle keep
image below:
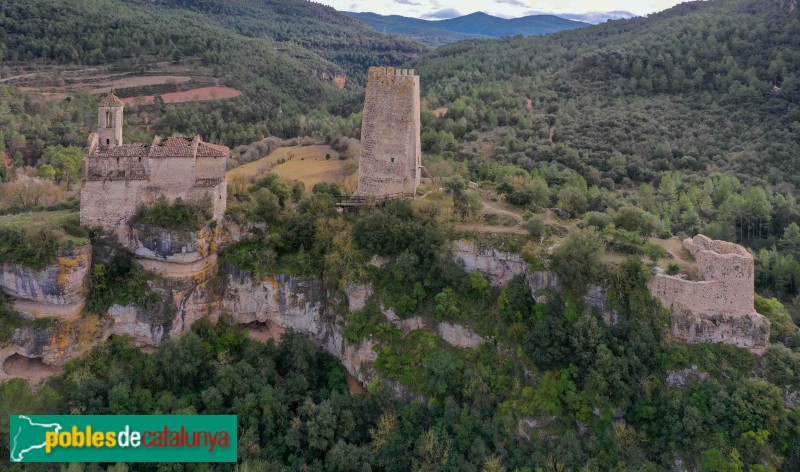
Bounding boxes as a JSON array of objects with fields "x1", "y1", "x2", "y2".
[
  {"x1": 649, "y1": 235, "x2": 770, "y2": 352},
  {"x1": 356, "y1": 67, "x2": 421, "y2": 196},
  {"x1": 80, "y1": 92, "x2": 228, "y2": 241}
]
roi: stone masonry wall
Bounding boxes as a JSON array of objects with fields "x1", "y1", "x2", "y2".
[
  {"x1": 651, "y1": 235, "x2": 755, "y2": 316},
  {"x1": 81, "y1": 161, "x2": 226, "y2": 241},
  {"x1": 80, "y1": 179, "x2": 148, "y2": 241},
  {"x1": 357, "y1": 66, "x2": 421, "y2": 196},
  {"x1": 649, "y1": 234, "x2": 770, "y2": 353}
]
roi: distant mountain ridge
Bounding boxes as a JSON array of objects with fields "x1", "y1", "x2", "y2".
[{"x1": 345, "y1": 11, "x2": 587, "y2": 46}]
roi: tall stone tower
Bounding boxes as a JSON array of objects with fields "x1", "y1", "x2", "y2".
[
  {"x1": 357, "y1": 66, "x2": 421, "y2": 196},
  {"x1": 97, "y1": 92, "x2": 124, "y2": 147}
]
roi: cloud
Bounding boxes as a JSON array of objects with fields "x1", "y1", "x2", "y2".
[
  {"x1": 422, "y1": 8, "x2": 461, "y2": 19},
  {"x1": 496, "y1": 0, "x2": 527, "y2": 7},
  {"x1": 394, "y1": 0, "x2": 422, "y2": 5}
]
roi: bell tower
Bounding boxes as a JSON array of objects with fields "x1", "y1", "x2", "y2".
[{"x1": 98, "y1": 91, "x2": 124, "y2": 147}]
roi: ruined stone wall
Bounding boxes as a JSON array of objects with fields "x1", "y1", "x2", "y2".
[
  {"x1": 651, "y1": 235, "x2": 755, "y2": 316},
  {"x1": 81, "y1": 157, "x2": 227, "y2": 240},
  {"x1": 649, "y1": 235, "x2": 769, "y2": 353},
  {"x1": 649, "y1": 277, "x2": 723, "y2": 314},
  {"x1": 186, "y1": 181, "x2": 227, "y2": 222},
  {"x1": 80, "y1": 179, "x2": 148, "y2": 240},
  {"x1": 357, "y1": 66, "x2": 421, "y2": 196},
  {"x1": 195, "y1": 155, "x2": 226, "y2": 180}
]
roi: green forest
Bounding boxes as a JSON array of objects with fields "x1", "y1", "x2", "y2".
[{"x1": 1, "y1": 0, "x2": 800, "y2": 470}]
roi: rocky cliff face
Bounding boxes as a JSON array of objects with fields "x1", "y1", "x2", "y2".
[
  {"x1": 453, "y1": 239, "x2": 528, "y2": 286},
  {"x1": 454, "y1": 241, "x2": 615, "y2": 321},
  {"x1": 128, "y1": 224, "x2": 216, "y2": 264},
  {"x1": 670, "y1": 305, "x2": 771, "y2": 353},
  {"x1": 0, "y1": 244, "x2": 91, "y2": 308},
  {"x1": 0, "y1": 315, "x2": 111, "y2": 381}
]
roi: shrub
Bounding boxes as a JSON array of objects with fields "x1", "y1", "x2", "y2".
[
  {"x1": 666, "y1": 262, "x2": 681, "y2": 275},
  {"x1": 583, "y1": 211, "x2": 612, "y2": 230},
  {"x1": 525, "y1": 217, "x2": 546, "y2": 239},
  {"x1": 644, "y1": 242, "x2": 669, "y2": 264},
  {"x1": 0, "y1": 295, "x2": 24, "y2": 343},
  {"x1": 132, "y1": 196, "x2": 211, "y2": 231},
  {"x1": 550, "y1": 228, "x2": 605, "y2": 294},
  {"x1": 0, "y1": 228, "x2": 60, "y2": 269}
]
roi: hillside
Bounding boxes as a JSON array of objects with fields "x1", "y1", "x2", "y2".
[
  {"x1": 345, "y1": 12, "x2": 489, "y2": 46},
  {"x1": 0, "y1": 0, "x2": 427, "y2": 147},
  {"x1": 346, "y1": 11, "x2": 587, "y2": 46},
  {"x1": 143, "y1": 0, "x2": 427, "y2": 83},
  {"x1": 413, "y1": 0, "x2": 800, "y2": 190},
  {"x1": 437, "y1": 12, "x2": 587, "y2": 37}
]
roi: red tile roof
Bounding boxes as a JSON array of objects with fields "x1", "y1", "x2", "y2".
[
  {"x1": 91, "y1": 143, "x2": 149, "y2": 158},
  {"x1": 89, "y1": 136, "x2": 229, "y2": 159},
  {"x1": 149, "y1": 136, "x2": 195, "y2": 157},
  {"x1": 197, "y1": 142, "x2": 229, "y2": 157}
]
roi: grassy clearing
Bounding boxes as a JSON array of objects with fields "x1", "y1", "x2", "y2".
[
  {"x1": 0, "y1": 210, "x2": 87, "y2": 269},
  {"x1": 0, "y1": 210, "x2": 87, "y2": 245},
  {"x1": 226, "y1": 144, "x2": 342, "y2": 188}
]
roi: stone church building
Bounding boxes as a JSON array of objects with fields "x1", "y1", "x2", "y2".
[{"x1": 80, "y1": 92, "x2": 228, "y2": 240}]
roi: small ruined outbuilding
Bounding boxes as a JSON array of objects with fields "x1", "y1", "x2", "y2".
[{"x1": 649, "y1": 234, "x2": 771, "y2": 353}]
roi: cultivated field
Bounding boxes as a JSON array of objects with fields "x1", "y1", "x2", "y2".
[
  {"x1": 121, "y1": 86, "x2": 241, "y2": 105},
  {"x1": 88, "y1": 75, "x2": 192, "y2": 95},
  {"x1": 226, "y1": 145, "x2": 343, "y2": 189}
]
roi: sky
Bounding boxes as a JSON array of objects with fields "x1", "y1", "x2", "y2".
[{"x1": 319, "y1": 0, "x2": 687, "y2": 22}]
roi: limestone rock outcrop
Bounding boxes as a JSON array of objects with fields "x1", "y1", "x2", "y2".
[
  {"x1": 0, "y1": 315, "x2": 111, "y2": 382},
  {"x1": 128, "y1": 224, "x2": 217, "y2": 264},
  {"x1": 0, "y1": 244, "x2": 90, "y2": 306},
  {"x1": 649, "y1": 235, "x2": 770, "y2": 353},
  {"x1": 437, "y1": 322, "x2": 486, "y2": 348},
  {"x1": 454, "y1": 239, "x2": 528, "y2": 286}
]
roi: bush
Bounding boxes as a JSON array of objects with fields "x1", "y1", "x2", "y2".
[
  {"x1": 550, "y1": 228, "x2": 605, "y2": 294},
  {"x1": 0, "y1": 228, "x2": 61, "y2": 269},
  {"x1": 583, "y1": 211, "x2": 612, "y2": 230},
  {"x1": 131, "y1": 196, "x2": 211, "y2": 231},
  {"x1": 0, "y1": 295, "x2": 24, "y2": 343},
  {"x1": 644, "y1": 242, "x2": 669, "y2": 264},
  {"x1": 525, "y1": 217, "x2": 546, "y2": 239},
  {"x1": 666, "y1": 262, "x2": 680, "y2": 275}
]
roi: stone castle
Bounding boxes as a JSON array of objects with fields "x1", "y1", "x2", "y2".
[
  {"x1": 80, "y1": 92, "x2": 228, "y2": 241},
  {"x1": 650, "y1": 235, "x2": 770, "y2": 353},
  {"x1": 356, "y1": 66, "x2": 421, "y2": 197}
]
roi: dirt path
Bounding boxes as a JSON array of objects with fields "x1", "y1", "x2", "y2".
[
  {"x1": 482, "y1": 202, "x2": 523, "y2": 223},
  {"x1": 649, "y1": 237, "x2": 696, "y2": 271},
  {"x1": 456, "y1": 224, "x2": 527, "y2": 235},
  {"x1": 138, "y1": 255, "x2": 216, "y2": 278},
  {"x1": 0, "y1": 73, "x2": 38, "y2": 83}
]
